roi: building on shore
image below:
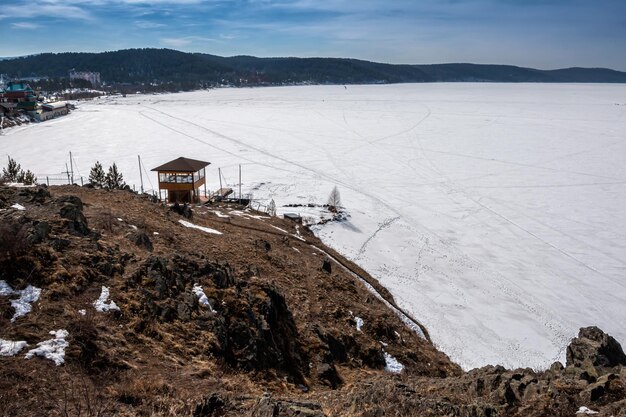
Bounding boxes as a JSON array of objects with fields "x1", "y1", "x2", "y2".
[
  {"x1": 36, "y1": 102, "x2": 69, "y2": 121},
  {"x1": 69, "y1": 70, "x2": 101, "y2": 86},
  {"x1": 1, "y1": 82, "x2": 38, "y2": 111}
]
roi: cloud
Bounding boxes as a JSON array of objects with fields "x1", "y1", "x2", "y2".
[
  {"x1": 160, "y1": 36, "x2": 215, "y2": 48},
  {"x1": 11, "y1": 22, "x2": 42, "y2": 29},
  {"x1": 135, "y1": 20, "x2": 166, "y2": 29},
  {"x1": 1, "y1": 3, "x2": 91, "y2": 20}
]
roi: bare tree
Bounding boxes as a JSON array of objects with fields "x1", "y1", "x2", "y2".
[
  {"x1": 327, "y1": 186, "x2": 341, "y2": 213},
  {"x1": 267, "y1": 199, "x2": 276, "y2": 216}
]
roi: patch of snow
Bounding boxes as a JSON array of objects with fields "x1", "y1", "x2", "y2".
[
  {"x1": 117, "y1": 218, "x2": 123, "y2": 221},
  {"x1": 292, "y1": 247, "x2": 300, "y2": 253},
  {"x1": 0, "y1": 280, "x2": 13, "y2": 296},
  {"x1": 192, "y1": 284, "x2": 214, "y2": 311},
  {"x1": 290, "y1": 233, "x2": 306, "y2": 242},
  {"x1": 0, "y1": 281, "x2": 42, "y2": 321},
  {"x1": 11, "y1": 285, "x2": 42, "y2": 322},
  {"x1": 93, "y1": 286, "x2": 120, "y2": 312},
  {"x1": 383, "y1": 351, "x2": 404, "y2": 373},
  {"x1": 211, "y1": 210, "x2": 230, "y2": 218},
  {"x1": 129, "y1": 224, "x2": 138, "y2": 230},
  {"x1": 10, "y1": 203, "x2": 26, "y2": 210},
  {"x1": 379, "y1": 340, "x2": 389, "y2": 347},
  {"x1": 78, "y1": 309, "x2": 86, "y2": 316},
  {"x1": 6, "y1": 183, "x2": 36, "y2": 188},
  {"x1": 25, "y1": 329, "x2": 69, "y2": 366},
  {"x1": 270, "y1": 225, "x2": 289, "y2": 233},
  {"x1": 576, "y1": 406, "x2": 599, "y2": 415},
  {"x1": 230, "y1": 210, "x2": 266, "y2": 220},
  {"x1": 178, "y1": 219, "x2": 223, "y2": 235},
  {"x1": 355, "y1": 316, "x2": 364, "y2": 332},
  {"x1": 0, "y1": 339, "x2": 28, "y2": 356},
  {"x1": 153, "y1": 231, "x2": 159, "y2": 235}
]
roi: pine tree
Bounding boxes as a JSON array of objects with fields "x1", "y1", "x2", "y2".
[
  {"x1": 22, "y1": 170, "x2": 37, "y2": 186},
  {"x1": 2, "y1": 157, "x2": 21, "y2": 182},
  {"x1": 105, "y1": 163, "x2": 124, "y2": 189},
  {"x1": 327, "y1": 186, "x2": 341, "y2": 213},
  {"x1": 89, "y1": 161, "x2": 106, "y2": 188}
]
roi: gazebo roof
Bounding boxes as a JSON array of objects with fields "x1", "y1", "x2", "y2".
[{"x1": 152, "y1": 157, "x2": 210, "y2": 172}]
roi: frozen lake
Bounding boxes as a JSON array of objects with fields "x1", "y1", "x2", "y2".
[{"x1": 2, "y1": 83, "x2": 625, "y2": 370}]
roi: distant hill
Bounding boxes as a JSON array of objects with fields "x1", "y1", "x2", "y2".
[{"x1": 0, "y1": 48, "x2": 625, "y2": 90}]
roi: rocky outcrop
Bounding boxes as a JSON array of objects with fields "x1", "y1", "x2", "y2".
[
  {"x1": 567, "y1": 326, "x2": 626, "y2": 368},
  {"x1": 2, "y1": 185, "x2": 624, "y2": 417},
  {"x1": 57, "y1": 194, "x2": 90, "y2": 235}
]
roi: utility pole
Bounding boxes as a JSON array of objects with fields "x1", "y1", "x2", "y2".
[
  {"x1": 65, "y1": 163, "x2": 71, "y2": 184},
  {"x1": 138, "y1": 155, "x2": 144, "y2": 194},
  {"x1": 238, "y1": 164, "x2": 242, "y2": 204},
  {"x1": 69, "y1": 152, "x2": 74, "y2": 184},
  {"x1": 218, "y1": 167, "x2": 223, "y2": 192}
]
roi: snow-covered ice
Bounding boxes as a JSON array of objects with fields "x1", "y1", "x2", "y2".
[
  {"x1": 93, "y1": 286, "x2": 120, "y2": 312},
  {"x1": 0, "y1": 339, "x2": 28, "y2": 356},
  {"x1": 383, "y1": 351, "x2": 404, "y2": 373},
  {"x1": 178, "y1": 219, "x2": 223, "y2": 235},
  {"x1": 25, "y1": 329, "x2": 69, "y2": 366},
  {"x1": 3, "y1": 84, "x2": 625, "y2": 370}
]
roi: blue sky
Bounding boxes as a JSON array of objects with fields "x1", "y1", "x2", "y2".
[{"x1": 1, "y1": 0, "x2": 625, "y2": 70}]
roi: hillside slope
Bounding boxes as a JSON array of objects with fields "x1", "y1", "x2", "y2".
[
  {"x1": 1, "y1": 48, "x2": 625, "y2": 89},
  {"x1": 0, "y1": 185, "x2": 625, "y2": 416}
]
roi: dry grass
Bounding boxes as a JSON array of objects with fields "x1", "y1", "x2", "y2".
[{"x1": 0, "y1": 218, "x2": 31, "y2": 260}]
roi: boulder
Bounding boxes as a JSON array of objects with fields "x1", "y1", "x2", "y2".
[
  {"x1": 322, "y1": 258, "x2": 332, "y2": 274},
  {"x1": 316, "y1": 362, "x2": 342, "y2": 389},
  {"x1": 58, "y1": 195, "x2": 90, "y2": 235},
  {"x1": 566, "y1": 327, "x2": 626, "y2": 368}
]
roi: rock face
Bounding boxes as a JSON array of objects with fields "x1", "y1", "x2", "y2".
[
  {"x1": 57, "y1": 195, "x2": 90, "y2": 235},
  {"x1": 567, "y1": 326, "x2": 626, "y2": 368}
]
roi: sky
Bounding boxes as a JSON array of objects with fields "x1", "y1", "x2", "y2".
[{"x1": 1, "y1": 0, "x2": 626, "y2": 70}]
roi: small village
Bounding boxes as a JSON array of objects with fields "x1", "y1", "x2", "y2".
[{"x1": 0, "y1": 71, "x2": 102, "y2": 130}]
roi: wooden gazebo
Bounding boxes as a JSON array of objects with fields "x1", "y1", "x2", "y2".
[{"x1": 152, "y1": 157, "x2": 210, "y2": 203}]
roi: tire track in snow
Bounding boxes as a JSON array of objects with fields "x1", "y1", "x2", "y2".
[{"x1": 356, "y1": 216, "x2": 400, "y2": 259}]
